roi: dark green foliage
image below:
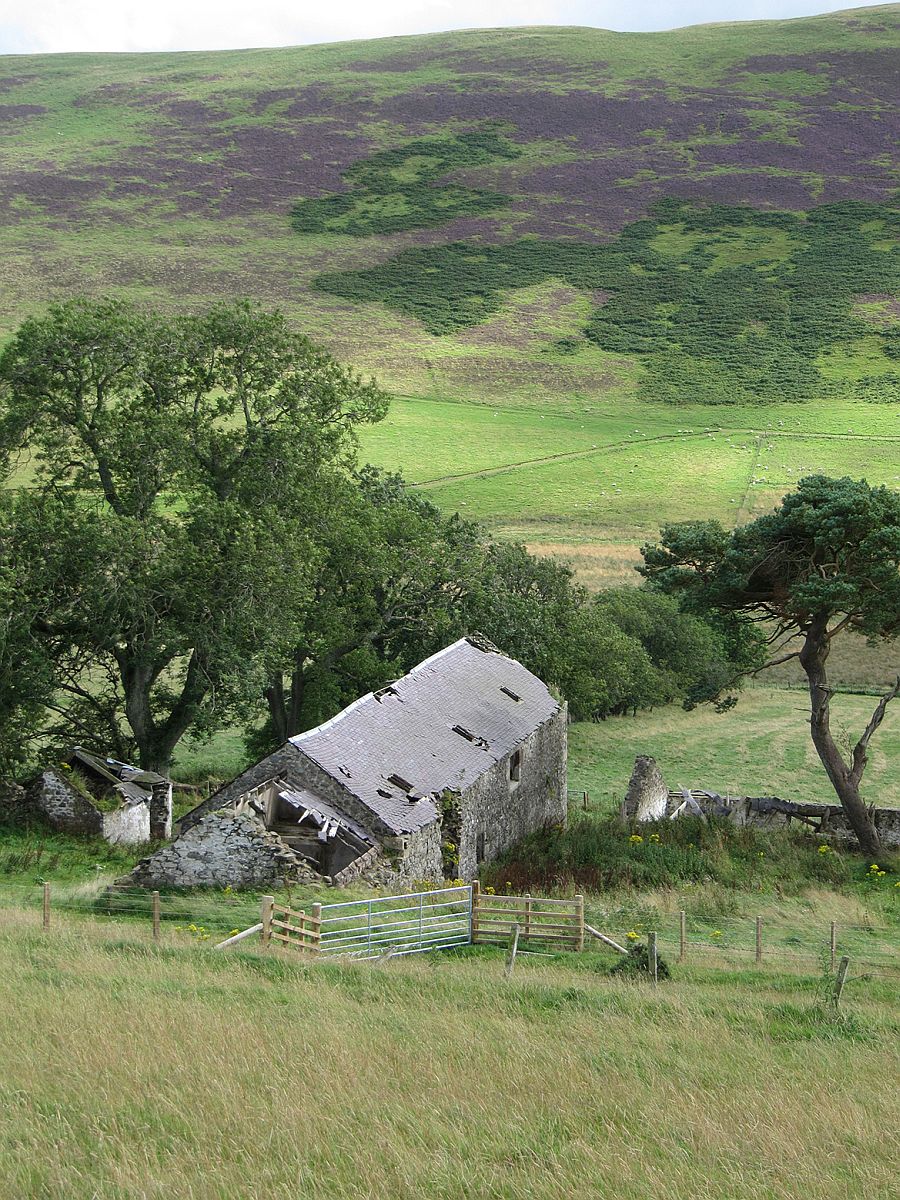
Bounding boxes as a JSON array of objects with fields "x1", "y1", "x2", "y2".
[
  {"x1": 0, "y1": 297, "x2": 389, "y2": 772},
  {"x1": 610, "y1": 943, "x2": 671, "y2": 981},
  {"x1": 315, "y1": 197, "x2": 900, "y2": 403},
  {"x1": 641, "y1": 474, "x2": 900, "y2": 852},
  {"x1": 480, "y1": 814, "x2": 853, "y2": 895},
  {"x1": 291, "y1": 130, "x2": 519, "y2": 236}
]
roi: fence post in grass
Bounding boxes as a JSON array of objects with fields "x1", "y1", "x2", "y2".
[
  {"x1": 679, "y1": 910, "x2": 686, "y2": 963},
  {"x1": 575, "y1": 894, "x2": 585, "y2": 952},
  {"x1": 505, "y1": 923, "x2": 520, "y2": 979},
  {"x1": 524, "y1": 893, "x2": 532, "y2": 941},
  {"x1": 755, "y1": 916, "x2": 763, "y2": 964},
  {"x1": 260, "y1": 895, "x2": 274, "y2": 949},
  {"x1": 42, "y1": 882, "x2": 50, "y2": 930},
  {"x1": 471, "y1": 879, "x2": 480, "y2": 945},
  {"x1": 582, "y1": 791, "x2": 588, "y2": 811},
  {"x1": 311, "y1": 903, "x2": 322, "y2": 954},
  {"x1": 830, "y1": 921, "x2": 837, "y2": 972},
  {"x1": 832, "y1": 955, "x2": 850, "y2": 1009},
  {"x1": 152, "y1": 891, "x2": 161, "y2": 943},
  {"x1": 649, "y1": 931, "x2": 658, "y2": 987}
]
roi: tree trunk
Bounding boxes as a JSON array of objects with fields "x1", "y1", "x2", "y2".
[
  {"x1": 799, "y1": 619, "x2": 881, "y2": 857},
  {"x1": 120, "y1": 650, "x2": 209, "y2": 775}
]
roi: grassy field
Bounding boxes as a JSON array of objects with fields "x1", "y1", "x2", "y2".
[
  {"x1": 359, "y1": 394, "x2": 900, "y2": 587},
  {"x1": 0, "y1": 907, "x2": 896, "y2": 1200},
  {"x1": 569, "y1": 686, "x2": 900, "y2": 814}
]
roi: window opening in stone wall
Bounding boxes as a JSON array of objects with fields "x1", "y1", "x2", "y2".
[
  {"x1": 476, "y1": 830, "x2": 485, "y2": 863},
  {"x1": 509, "y1": 749, "x2": 522, "y2": 783}
]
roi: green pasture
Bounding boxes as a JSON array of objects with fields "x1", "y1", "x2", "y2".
[
  {"x1": 568, "y1": 686, "x2": 900, "y2": 815},
  {"x1": 359, "y1": 395, "x2": 900, "y2": 586}
]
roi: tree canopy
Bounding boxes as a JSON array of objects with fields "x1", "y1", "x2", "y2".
[
  {"x1": 642, "y1": 474, "x2": 900, "y2": 853},
  {"x1": 0, "y1": 296, "x2": 746, "y2": 777},
  {"x1": 0, "y1": 298, "x2": 387, "y2": 771}
]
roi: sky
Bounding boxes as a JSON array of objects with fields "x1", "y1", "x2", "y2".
[{"x1": 0, "y1": 1, "x2": 883, "y2": 55}]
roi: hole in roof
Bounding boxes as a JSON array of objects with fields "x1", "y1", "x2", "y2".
[
  {"x1": 376, "y1": 787, "x2": 392, "y2": 799},
  {"x1": 374, "y1": 685, "x2": 399, "y2": 702},
  {"x1": 387, "y1": 773, "x2": 413, "y2": 793},
  {"x1": 501, "y1": 686, "x2": 522, "y2": 702},
  {"x1": 452, "y1": 725, "x2": 489, "y2": 750}
]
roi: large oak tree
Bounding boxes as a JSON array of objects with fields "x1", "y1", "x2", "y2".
[{"x1": 0, "y1": 298, "x2": 387, "y2": 771}]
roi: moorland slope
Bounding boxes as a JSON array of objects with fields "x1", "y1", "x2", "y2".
[{"x1": 1, "y1": 7, "x2": 898, "y2": 579}]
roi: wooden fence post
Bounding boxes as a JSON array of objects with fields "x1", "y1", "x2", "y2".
[
  {"x1": 582, "y1": 791, "x2": 588, "y2": 811},
  {"x1": 471, "y1": 879, "x2": 480, "y2": 945},
  {"x1": 42, "y1": 882, "x2": 50, "y2": 930},
  {"x1": 311, "y1": 903, "x2": 322, "y2": 954},
  {"x1": 649, "y1": 931, "x2": 658, "y2": 987},
  {"x1": 679, "y1": 910, "x2": 686, "y2": 963},
  {"x1": 575, "y1": 894, "x2": 584, "y2": 952},
  {"x1": 755, "y1": 916, "x2": 763, "y2": 964},
  {"x1": 524, "y1": 894, "x2": 532, "y2": 941},
  {"x1": 261, "y1": 895, "x2": 274, "y2": 949},
  {"x1": 152, "y1": 891, "x2": 161, "y2": 943},
  {"x1": 505, "y1": 924, "x2": 520, "y2": 979},
  {"x1": 832, "y1": 955, "x2": 850, "y2": 1009},
  {"x1": 830, "y1": 921, "x2": 837, "y2": 972}
]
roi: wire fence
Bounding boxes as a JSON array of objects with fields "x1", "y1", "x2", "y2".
[{"x1": 0, "y1": 881, "x2": 897, "y2": 978}]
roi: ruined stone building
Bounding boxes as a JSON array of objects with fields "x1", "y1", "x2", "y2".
[
  {"x1": 127, "y1": 638, "x2": 567, "y2": 889},
  {"x1": 3, "y1": 747, "x2": 171, "y2": 845}
]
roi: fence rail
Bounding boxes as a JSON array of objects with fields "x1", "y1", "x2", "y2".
[
  {"x1": 2, "y1": 881, "x2": 897, "y2": 975},
  {"x1": 471, "y1": 882, "x2": 585, "y2": 950}
]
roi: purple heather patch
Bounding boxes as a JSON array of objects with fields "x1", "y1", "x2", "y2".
[
  {"x1": 728, "y1": 49, "x2": 900, "y2": 104},
  {"x1": 0, "y1": 104, "x2": 46, "y2": 121},
  {"x1": 0, "y1": 74, "x2": 38, "y2": 93}
]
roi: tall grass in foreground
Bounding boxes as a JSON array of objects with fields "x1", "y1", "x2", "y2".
[{"x1": 0, "y1": 909, "x2": 897, "y2": 1200}]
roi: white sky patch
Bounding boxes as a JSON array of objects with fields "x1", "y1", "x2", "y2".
[{"x1": 0, "y1": 1, "x2": 883, "y2": 55}]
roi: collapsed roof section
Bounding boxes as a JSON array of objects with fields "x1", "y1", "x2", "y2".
[
  {"x1": 289, "y1": 636, "x2": 560, "y2": 835},
  {"x1": 64, "y1": 747, "x2": 165, "y2": 807}
]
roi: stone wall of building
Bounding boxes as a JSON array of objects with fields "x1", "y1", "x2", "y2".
[
  {"x1": 102, "y1": 803, "x2": 151, "y2": 845},
  {"x1": 25, "y1": 770, "x2": 103, "y2": 836},
  {"x1": 123, "y1": 812, "x2": 318, "y2": 889},
  {"x1": 391, "y1": 821, "x2": 444, "y2": 882},
  {"x1": 149, "y1": 781, "x2": 172, "y2": 840},
  {"x1": 455, "y1": 704, "x2": 568, "y2": 881}
]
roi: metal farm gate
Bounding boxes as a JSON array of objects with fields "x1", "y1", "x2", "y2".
[{"x1": 317, "y1": 885, "x2": 473, "y2": 959}]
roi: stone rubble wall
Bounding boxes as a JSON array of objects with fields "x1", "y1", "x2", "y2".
[
  {"x1": 25, "y1": 770, "x2": 103, "y2": 836},
  {"x1": 122, "y1": 811, "x2": 318, "y2": 890},
  {"x1": 0, "y1": 780, "x2": 28, "y2": 823},
  {"x1": 624, "y1": 755, "x2": 900, "y2": 848},
  {"x1": 624, "y1": 756, "x2": 669, "y2": 822}
]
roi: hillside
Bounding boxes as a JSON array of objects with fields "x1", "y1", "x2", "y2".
[
  {"x1": 1, "y1": 7, "x2": 899, "y2": 584},
  {"x1": 0, "y1": 6, "x2": 897, "y2": 405}
]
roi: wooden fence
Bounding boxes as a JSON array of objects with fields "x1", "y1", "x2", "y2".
[
  {"x1": 261, "y1": 897, "x2": 321, "y2": 953},
  {"x1": 471, "y1": 881, "x2": 584, "y2": 951}
]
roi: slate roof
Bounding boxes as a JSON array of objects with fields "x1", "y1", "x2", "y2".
[
  {"x1": 65, "y1": 747, "x2": 164, "y2": 807},
  {"x1": 289, "y1": 637, "x2": 560, "y2": 834}
]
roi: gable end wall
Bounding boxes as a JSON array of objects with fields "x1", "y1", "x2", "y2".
[{"x1": 454, "y1": 703, "x2": 567, "y2": 880}]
